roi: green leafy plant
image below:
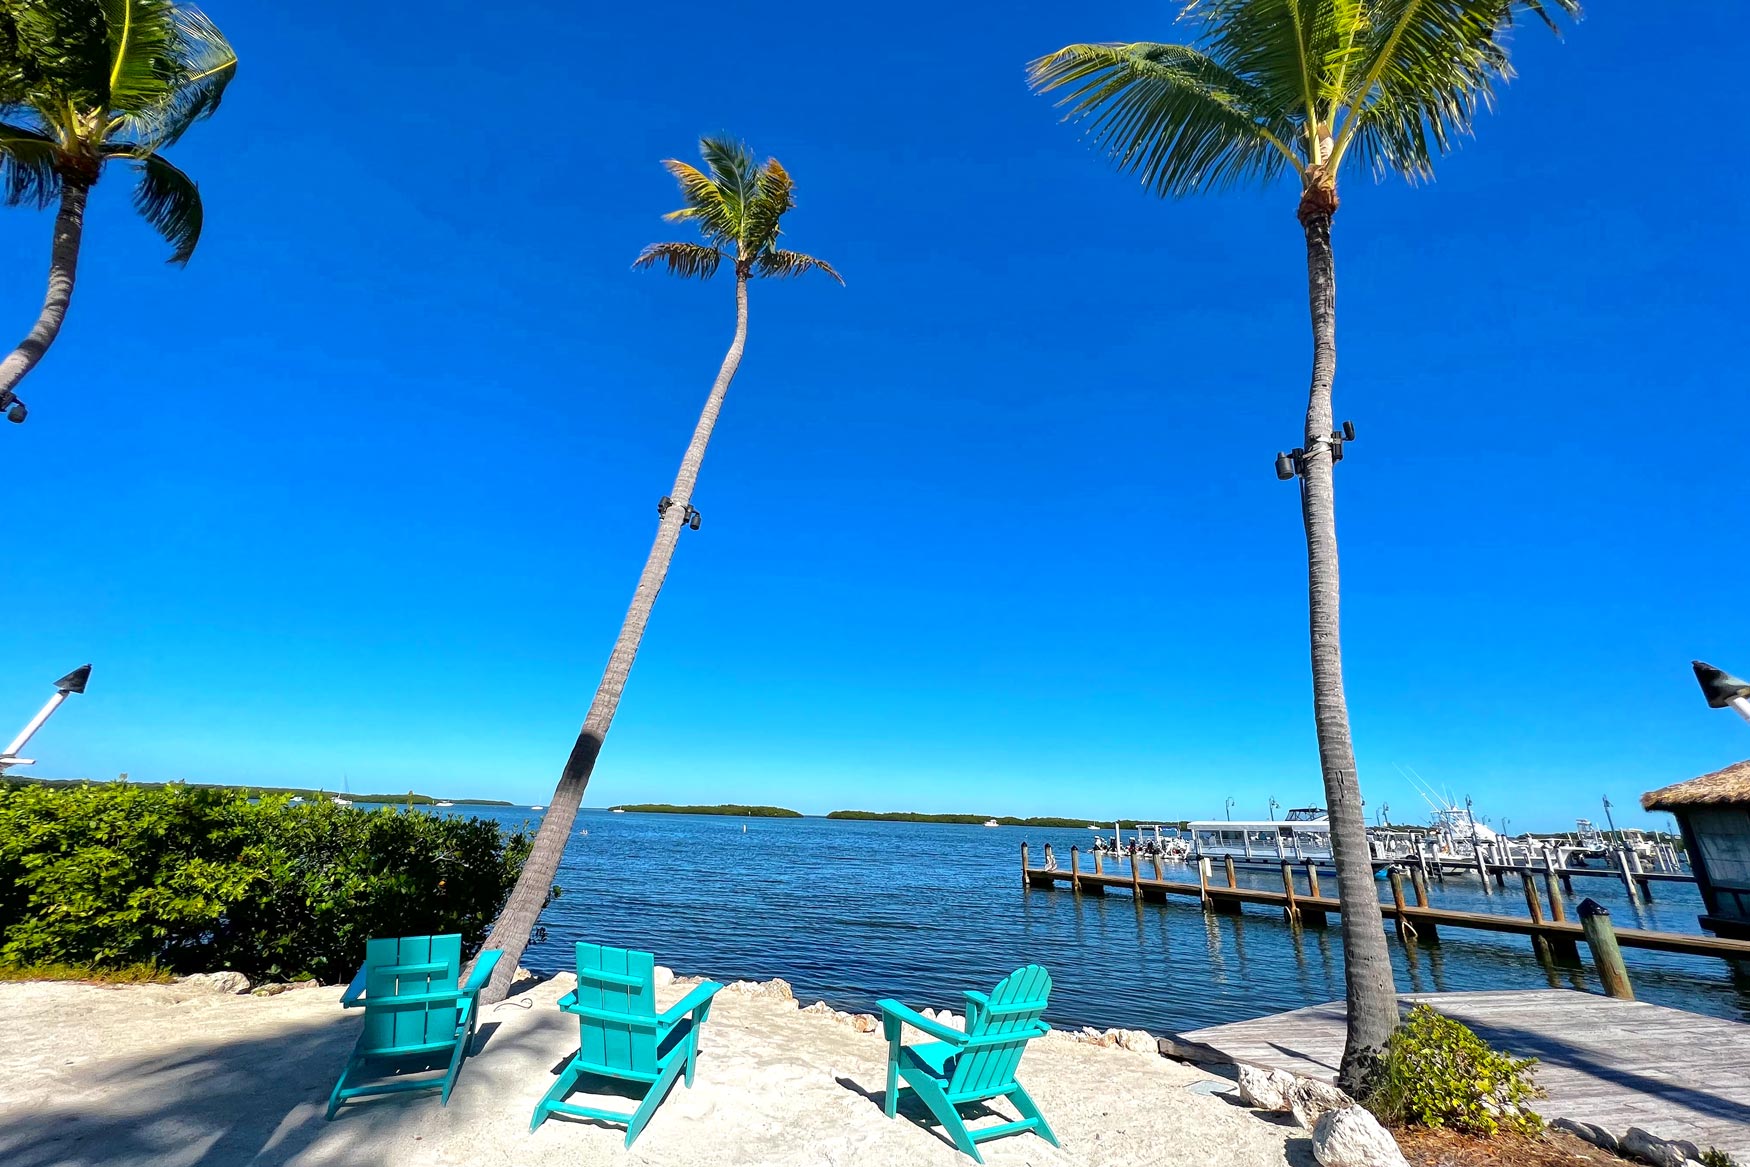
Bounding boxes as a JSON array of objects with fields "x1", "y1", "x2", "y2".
[
  {"x1": 1699, "y1": 1150, "x2": 1740, "y2": 1167},
  {"x1": 0, "y1": 781, "x2": 534, "y2": 983},
  {"x1": 1364, "y1": 1005, "x2": 1544, "y2": 1137}
]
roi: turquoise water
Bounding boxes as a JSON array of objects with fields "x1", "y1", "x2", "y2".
[{"x1": 454, "y1": 807, "x2": 1750, "y2": 1035}]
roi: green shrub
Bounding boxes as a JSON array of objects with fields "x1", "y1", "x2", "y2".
[
  {"x1": 1699, "y1": 1150, "x2": 1740, "y2": 1167},
  {"x1": 0, "y1": 781, "x2": 534, "y2": 983},
  {"x1": 1364, "y1": 1005, "x2": 1544, "y2": 1137}
]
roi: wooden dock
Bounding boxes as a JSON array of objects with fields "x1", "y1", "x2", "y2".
[
  {"x1": 1021, "y1": 848, "x2": 1750, "y2": 969},
  {"x1": 1177, "y1": 990, "x2": 1750, "y2": 1159}
]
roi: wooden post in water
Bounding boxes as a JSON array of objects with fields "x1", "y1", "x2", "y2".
[
  {"x1": 1021, "y1": 841, "x2": 1029, "y2": 889},
  {"x1": 1614, "y1": 849, "x2": 1641, "y2": 904},
  {"x1": 1043, "y1": 842, "x2": 1055, "y2": 871},
  {"x1": 1129, "y1": 842, "x2": 1142, "y2": 901},
  {"x1": 1198, "y1": 857, "x2": 1212, "y2": 912},
  {"x1": 1152, "y1": 853, "x2": 1165, "y2": 881},
  {"x1": 1409, "y1": 865, "x2": 1430, "y2": 908},
  {"x1": 1305, "y1": 860, "x2": 1322, "y2": 900},
  {"x1": 1519, "y1": 869, "x2": 1552, "y2": 961},
  {"x1": 1629, "y1": 850, "x2": 1654, "y2": 901},
  {"x1": 1578, "y1": 898, "x2": 1634, "y2": 1000},
  {"x1": 1070, "y1": 847, "x2": 1081, "y2": 894},
  {"x1": 1093, "y1": 846, "x2": 1103, "y2": 876},
  {"x1": 1388, "y1": 869, "x2": 1412, "y2": 943},
  {"x1": 1224, "y1": 855, "x2": 1238, "y2": 889},
  {"x1": 1474, "y1": 842, "x2": 1492, "y2": 894},
  {"x1": 1280, "y1": 861, "x2": 1300, "y2": 927}
]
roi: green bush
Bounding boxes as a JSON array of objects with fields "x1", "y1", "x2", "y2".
[
  {"x1": 0, "y1": 781, "x2": 534, "y2": 983},
  {"x1": 1699, "y1": 1150, "x2": 1740, "y2": 1167},
  {"x1": 1364, "y1": 1005, "x2": 1544, "y2": 1137}
]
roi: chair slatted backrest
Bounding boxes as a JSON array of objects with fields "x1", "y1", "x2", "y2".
[
  {"x1": 573, "y1": 943, "x2": 658, "y2": 1076},
  {"x1": 948, "y1": 964, "x2": 1052, "y2": 1098},
  {"x1": 361, "y1": 934, "x2": 462, "y2": 1053}
]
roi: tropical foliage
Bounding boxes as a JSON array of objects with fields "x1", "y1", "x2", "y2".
[
  {"x1": 1028, "y1": 0, "x2": 1579, "y2": 210},
  {"x1": 634, "y1": 137, "x2": 841, "y2": 284},
  {"x1": 0, "y1": 782, "x2": 533, "y2": 984},
  {"x1": 0, "y1": 0, "x2": 235, "y2": 261},
  {"x1": 1364, "y1": 1005, "x2": 1544, "y2": 1137}
]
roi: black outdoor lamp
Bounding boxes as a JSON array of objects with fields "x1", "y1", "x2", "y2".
[
  {"x1": 1692, "y1": 661, "x2": 1750, "y2": 722},
  {"x1": 1274, "y1": 421, "x2": 1355, "y2": 480}
]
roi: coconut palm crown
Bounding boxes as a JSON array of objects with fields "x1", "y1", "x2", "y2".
[
  {"x1": 1029, "y1": 0, "x2": 1578, "y2": 218},
  {"x1": 1, "y1": 0, "x2": 237, "y2": 264},
  {"x1": 634, "y1": 137, "x2": 841, "y2": 285}
]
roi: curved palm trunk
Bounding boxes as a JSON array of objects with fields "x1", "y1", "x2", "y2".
[
  {"x1": 1299, "y1": 205, "x2": 1398, "y2": 1094},
  {"x1": 0, "y1": 181, "x2": 90, "y2": 401},
  {"x1": 478, "y1": 273, "x2": 751, "y2": 1003}
]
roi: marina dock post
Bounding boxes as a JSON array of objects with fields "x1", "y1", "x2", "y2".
[
  {"x1": 1070, "y1": 847, "x2": 1081, "y2": 894},
  {"x1": 1129, "y1": 842, "x2": 1142, "y2": 901},
  {"x1": 1519, "y1": 869, "x2": 1553, "y2": 961},
  {"x1": 1151, "y1": 853, "x2": 1165, "y2": 881},
  {"x1": 1093, "y1": 847, "x2": 1103, "y2": 876},
  {"x1": 1627, "y1": 849, "x2": 1654, "y2": 900},
  {"x1": 1387, "y1": 869, "x2": 1413, "y2": 943},
  {"x1": 1043, "y1": 842, "x2": 1055, "y2": 871},
  {"x1": 1021, "y1": 842, "x2": 1029, "y2": 888},
  {"x1": 1614, "y1": 849, "x2": 1642, "y2": 904},
  {"x1": 1579, "y1": 898, "x2": 1634, "y2": 999},
  {"x1": 1409, "y1": 865, "x2": 1429, "y2": 907},
  {"x1": 1474, "y1": 843, "x2": 1492, "y2": 893},
  {"x1": 1197, "y1": 858, "x2": 1212, "y2": 911},
  {"x1": 1224, "y1": 855, "x2": 1237, "y2": 889},
  {"x1": 1305, "y1": 860, "x2": 1322, "y2": 899},
  {"x1": 1281, "y1": 862, "x2": 1301, "y2": 927}
]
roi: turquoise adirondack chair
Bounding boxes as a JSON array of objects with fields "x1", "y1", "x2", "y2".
[
  {"x1": 325, "y1": 934, "x2": 502, "y2": 1119},
  {"x1": 878, "y1": 965, "x2": 1059, "y2": 1163},
  {"x1": 530, "y1": 942, "x2": 724, "y2": 1147}
]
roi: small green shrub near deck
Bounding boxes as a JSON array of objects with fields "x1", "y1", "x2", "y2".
[
  {"x1": 1364, "y1": 1005, "x2": 1544, "y2": 1137},
  {"x1": 0, "y1": 782, "x2": 532, "y2": 984},
  {"x1": 0, "y1": 962, "x2": 174, "y2": 984}
]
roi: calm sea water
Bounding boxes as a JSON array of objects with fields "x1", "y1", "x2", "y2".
[{"x1": 449, "y1": 807, "x2": 1750, "y2": 1035}]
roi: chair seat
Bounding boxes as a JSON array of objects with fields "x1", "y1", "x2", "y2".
[{"x1": 900, "y1": 1041, "x2": 959, "y2": 1081}]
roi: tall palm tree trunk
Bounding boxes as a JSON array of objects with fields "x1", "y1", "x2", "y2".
[
  {"x1": 1298, "y1": 201, "x2": 1398, "y2": 1095},
  {"x1": 0, "y1": 180, "x2": 90, "y2": 399},
  {"x1": 478, "y1": 272, "x2": 751, "y2": 1004}
]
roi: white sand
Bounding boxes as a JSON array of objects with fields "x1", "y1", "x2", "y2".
[{"x1": 0, "y1": 975, "x2": 1313, "y2": 1167}]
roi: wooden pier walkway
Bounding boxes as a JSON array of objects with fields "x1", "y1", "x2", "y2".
[
  {"x1": 1021, "y1": 852, "x2": 1750, "y2": 966},
  {"x1": 1177, "y1": 990, "x2": 1750, "y2": 1158}
]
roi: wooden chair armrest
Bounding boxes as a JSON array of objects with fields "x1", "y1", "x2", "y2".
[
  {"x1": 463, "y1": 949, "x2": 503, "y2": 995},
  {"x1": 877, "y1": 999, "x2": 968, "y2": 1045},
  {"x1": 658, "y1": 981, "x2": 724, "y2": 1026},
  {"x1": 340, "y1": 963, "x2": 369, "y2": 1006},
  {"x1": 557, "y1": 989, "x2": 579, "y2": 1011},
  {"x1": 962, "y1": 1020, "x2": 1051, "y2": 1048},
  {"x1": 342, "y1": 988, "x2": 466, "y2": 1010}
]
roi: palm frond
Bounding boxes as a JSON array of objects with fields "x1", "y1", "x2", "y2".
[
  {"x1": 632, "y1": 241, "x2": 724, "y2": 280},
  {"x1": 2, "y1": 0, "x2": 111, "y2": 116},
  {"x1": 0, "y1": 120, "x2": 62, "y2": 207},
  {"x1": 697, "y1": 136, "x2": 757, "y2": 238},
  {"x1": 119, "y1": 147, "x2": 202, "y2": 263},
  {"x1": 741, "y1": 157, "x2": 794, "y2": 255},
  {"x1": 109, "y1": 3, "x2": 235, "y2": 151},
  {"x1": 102, "y1": 0, "x2": 181, "y2": 116},
  {"x1": 1029, "y1": 41, "x2": 1299, "y2": 196},
  {"x1": 753, "y1": 248, "x2": 842, "y2": 284},
  {"x1": 1330, "y1": 0, "x2": 1579, "y2": 181},
  {"x1": 658, "y1": 159, "x2": 738, "y2": 244}
]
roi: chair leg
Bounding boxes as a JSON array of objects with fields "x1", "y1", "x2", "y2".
[
  {"x1": 440, "y1": 1034, "x2": 469, "y2": 1106},
  {"x1": 530, "y1": 1059, "x2": 586, "y2": 1132},
  {"x1": 1007, "y1": 1083, "x2": 1059, "y2": 1147},
  {"x1": 684, "y1": 1031, "x2": 699, "y2": 1088},
  {"x1": 883, "y1": 1051, "x2": 901, "y2": 1118},
  {"x1": 625, "y1": 1054, "x2": 687, "y2": 1148},
  {"x1": 904, "y1": 1068, "x2": 982, "y2": 1163},
  {"x1": 325, "y1": 1049, "x2": 364, "y2": 1121}
]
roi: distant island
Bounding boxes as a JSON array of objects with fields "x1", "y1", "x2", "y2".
[
  {"x1": 6, "y1": 776, "x2": 512, "y2": 806},
  {"x1": 826, "y1": 811, "x2": 1187, "y2": 829},
  {"x1": 610, "y1": 803, "x2": 803, "y2": 818}
]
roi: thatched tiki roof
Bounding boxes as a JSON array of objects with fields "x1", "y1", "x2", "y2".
[{"x1": 1642, "y1": 759, "x2": 1750, "y2": 811}]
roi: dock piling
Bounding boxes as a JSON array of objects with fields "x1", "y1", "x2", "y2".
[
  {"x1": 1281, "y1": 861, "x2": 1301, "y2": 927},
  {"x1": 1409, "y1": 865, "x2": 1430, "y2": 908},
  {"x1": 1224, "y1": 855, "x2": 1238, "y2": 889},
  {"x1": 1020, "y1": 841, "x2": 1029, "y2": 889},
  {"x1": 1305, "y1": 860, "x2": 1322, "y2": 900},
  {"x1": 1388, "y1": 869, "x2": 1414, "y2": 943},
  {"x1": 1070, "y1": 847, "x2": 1081, "y2": 895},
  {"x1": 1579, "y1": 898, "x2": 1635, "y2": 1000},
  {"x1": 1129, "y1": 842, "x2": 1143, "y2": 901},
  {"x1": 1198, "y1": 858, "x2": 1212, "y2": 912},
  {"x1": 1614, "y1": 850, "x2": 1642, "y2": 905},
  {"x1": 1519, "y1": 869, "x2": 1553, "y2": 961}
]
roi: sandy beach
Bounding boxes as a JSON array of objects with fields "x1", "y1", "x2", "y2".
[{"x1": 0, "y1": 973, "x2": 1313, "y2": 1167}]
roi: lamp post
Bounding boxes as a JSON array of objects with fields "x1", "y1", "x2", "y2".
[
  {"x1": 0, "y1": 665, "x2": 92, "y2": 773},
  {"x1": 1225, "y1": 797, "x2": 1235, "y2": 822},
  {"x1": 1268, "y1": 797, "x2": 1279, "y2": 821},
  {"x1": 1601, "y1": 796, "x2": 1619, "y2": 842},
  {"x1": 1693, "y1": 661, "x2": 1750, "y2": 723}
]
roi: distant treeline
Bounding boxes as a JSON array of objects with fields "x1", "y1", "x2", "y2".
[
  {"x1": 611, "y1": 803, "x2": 803, "y2": 818},
  {"x1": 826, "y1": 811, "x2": 1190, "y2": 829},
  {"x1": 6, "y1": 777, "x2": 511, "y2": 807}
]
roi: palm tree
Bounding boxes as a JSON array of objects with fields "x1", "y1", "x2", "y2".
[
  {"x1": 477, "y1": 137, "x2": 841, "y2": 1001},
  {"x1": 1029, "y1": 0, "x2": 1575, "y2": 1093},
  {"x1": 0, "y1": 0, "x2": 235, "y2": 424}
]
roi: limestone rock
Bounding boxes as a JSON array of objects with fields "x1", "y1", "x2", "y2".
[
  {"x1": 726, "y1": 977, "x2": 794, "y2": 1001},
  {"x1": 1236, "y1": 1065, "x2": 1295, "y2": 1111},
  {"x1": 1313, "y1": 1106, "x2": 1409, "y2": 1167},
  {"x1": 1621, "y1": 1128, "x2": 1694, "y2": 1167},
  {"x1": 180, "y1": 971, "x2": 251, "y2": 995},
  {"x1": 288, "y1": 978, "x2": 320, "y2": 991},
  {"x1": 1552, "y1": 1118, "x2": 1619, "y2": 1153},
  {"x1": 251, "y1": 983, "x2": 293, "y2": 997},
  {"x1": 1115, "y1": 1028, "x2": 1157, "y2": 1055},
  {"x1": 653, "y1": 966, "x2": 675, "y2": 988},
  {"x1": 801, "y1": 1000, "x2": 833, "y2": 1016},
  {"x1": 1289, "y1": 1077, "x2": 1356, "y2": 1130},
  {"x1": 851, "y1": 1013, "x2": 879, "y2": 1034}
]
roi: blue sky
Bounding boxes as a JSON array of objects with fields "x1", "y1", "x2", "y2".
[{"x1": 1, "y1": 2, "x2": 1743, "y2": 831}]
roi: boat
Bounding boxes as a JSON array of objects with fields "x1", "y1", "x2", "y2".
[
  {"x1": 530, "y1": 805, "x2": 544, "y2": 811},
  {"x1": 983, "y1": 819, "x2": 1000, "y2": 828},
  {"x1": 288, "y1": 796, "x2": 304, "y2": 804},
  {"x1": 332, "y1": 797, "x2": 353, "y2": 806},
  {"x1": 611, "y1": 808, "x2": 626, "y2": 814},
  {"x1": 1185, "y1": 807, "x2": 1412, "y2": 872},
  {"x1": 434, "y1": 801, "x2": 454, "y2": 807}
]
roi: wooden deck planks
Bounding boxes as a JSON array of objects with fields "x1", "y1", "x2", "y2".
[{"x1": 1182, "y1": 990, "x2": 1750, "y2": 1158}]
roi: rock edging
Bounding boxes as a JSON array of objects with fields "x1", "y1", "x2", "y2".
[{"x1": 1553, "y1": 1118, "x2": 1717, "y2": 1167}]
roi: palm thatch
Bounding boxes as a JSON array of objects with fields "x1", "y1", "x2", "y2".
[{"x1": 1642, "y1": 759, "x2": 1750, "y2": 811}]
